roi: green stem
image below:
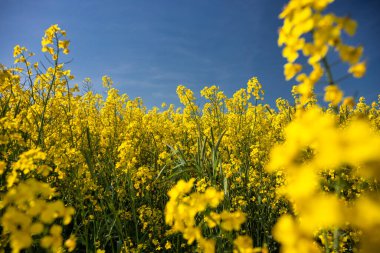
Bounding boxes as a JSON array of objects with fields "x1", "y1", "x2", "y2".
[
  {"x1": 324, "y1": 231, "x2": 331, "y2": 253},
  {"x1": 321, "y1": 57, "x2": 335, "y2": 85},
  {"x1": 333, "y1": 228, "x2": 340, "y2": 252}
]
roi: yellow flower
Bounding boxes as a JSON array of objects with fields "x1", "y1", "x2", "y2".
[
  {"x1": 342, "y1": 18, "x2": 357, "y2": 36},
  {"x1": 58, "y1": 40, "x2": 70, "y2": 50},
  {"x1": 324, "y1": 85, "x2": 343, "y2": 105},
  {"x1": 348, "y1": 61, "x2": 366, "y2": 78},
  {"x1": 351, "y1": 197, "x2": 380, "y2": 228},
  {"x1": 338, "y1": 45, "x2": 363, "y2": 65},
  {"x1": 13, "y1": 45, "x2": 23, "y2": 57},
  {"x1": 40, "y1": 225, "x2": 63, "y2": 250},
  {"x1": 1, "y1": 208, "x2": 33, "y2": 252},
  {"x1": 203, "y1": 187, "x2": 224, "y2": 208},
  {"x1": 63, "y1": 206, "x2": 75, "y2": 225},
  {"x1": 282, "y1": 165, "x2": 318, "y2": 201},
  {"x1": 284, "y1": 63, "x2": 302, "y2": 80},
  {"x1": 0, "y1": 161, "x2": 5, "y2": 175},
  {"x1": 220, "y1": 210, "x2": 246, "y2": 231},
  {"x1": 64, "y1": 235, "x2": 76, "y2": 252},
  {"x1": 282, "y1": 46, "x2": 299, "y2": 63},
  {"x1": 208, "y1": 212, "x2": 222, "y2": 228},
  {"x1": 233, "y1": 235, "x2": 255, "y2": 253},
  {"x1": 273, "y1": 215, "x2": 298, "y2": 246},
  {"x1": 165, "y1": 241, "x2": 172, "y2": 250},
  {"x1": 342, "y1": 96, "x2": 355, "y2": 109},
  {"x1": 198, "y1": 237, "x2": 215, "y2": 253},
  {"x1": 247, "y1": 77, "x2": 264, "y2": 100},
  {"x1": 30, "y1": 222, "x2": 44, "y2": 235},
  {"x1": 167, "y1": 178, "x2": 195, "y2": 199},
  {"x1": 298, "y1": 195, "x2": 344, "y2": 233},
  {"x1": 183, "y1": 226, "x2": 201, "y2": 244},
  {"x1": 313, "y1": 0, "x2": 334, "y2": 11}
]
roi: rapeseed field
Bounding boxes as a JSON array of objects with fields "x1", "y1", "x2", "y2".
[{"x1": 1, "y1": 0, "x2": 379, "y2": 252}]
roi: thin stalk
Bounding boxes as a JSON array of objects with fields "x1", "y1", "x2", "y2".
[{"x1": 321, "y1": 57, "x2": 335, "y2": 85}]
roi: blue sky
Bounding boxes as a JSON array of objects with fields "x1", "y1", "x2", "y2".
[{"x1": 1, "y1": 0, "x2": 379, "y2": 108}]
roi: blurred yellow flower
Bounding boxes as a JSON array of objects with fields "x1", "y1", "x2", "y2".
[
  {"x1": 324, "y1": 85, "x2": 343, "y2": 105},
  {"x1": 349, "y1": 61, "x2": 366, "y2": 78}
]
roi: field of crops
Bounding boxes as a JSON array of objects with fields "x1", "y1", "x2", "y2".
[{"x1": 1, "y1": 0, "x2": 380, "y2": 252}]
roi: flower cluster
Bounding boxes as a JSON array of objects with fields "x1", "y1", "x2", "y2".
[
  {"x1": 1, "y1": 154, "x2": 75, "y2": 252},
  {"x1": 165, "y1": 178, "x2": 257, "y2": 253},
  {"x1": 41, "y1": 24, "x2": 70, "y2": 58},
  {"x1": 279, "y1": 0, "x2": 366, "y2": 105}
]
